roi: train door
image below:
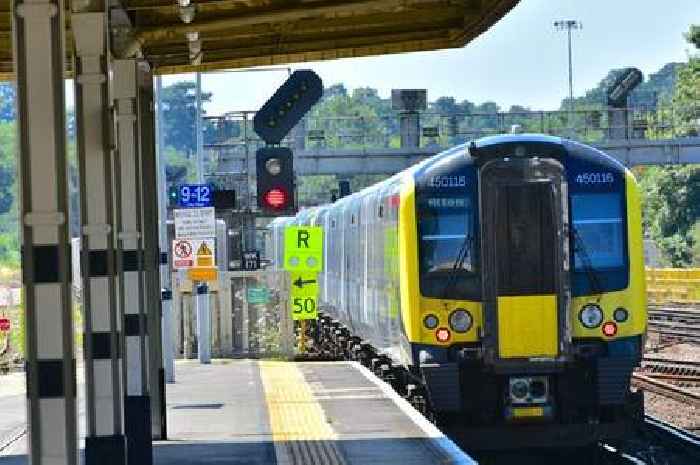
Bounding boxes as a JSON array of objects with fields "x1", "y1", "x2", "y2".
[{"x1": 479, "y1": 158, "x2": 571, "y2": 366}]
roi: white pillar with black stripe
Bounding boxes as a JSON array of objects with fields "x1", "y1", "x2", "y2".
[
  {"x1": 72, "y1": 11, "x2": 127, "y2": 465},
  {"x1": 12, "y1": 0, "x2": 78, "y2": 463},
  {"x1": 113, "y1": 58, "x2": 153, "y2": 464},
  {"x1": 136, "y1": 63, "x2": 167, "y2": 440}
]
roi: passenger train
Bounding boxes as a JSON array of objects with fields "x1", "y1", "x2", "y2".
[{"x1": 267, "y1": 134, "x2": 646, "y2": 450}]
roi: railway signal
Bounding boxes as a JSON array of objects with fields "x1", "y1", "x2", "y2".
[
  {"x1": 256, "y1": 147, "x2": 295, "y2": 214},
  {"x1": 607, "y1": 67, "x2": 643, "y2": 108},
  {"x1": 253, "y1": 69, "x2": 323, "y2": 145}
]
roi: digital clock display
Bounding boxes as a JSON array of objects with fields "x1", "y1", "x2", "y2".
[{"x1": 178, "y1": 184, "x2": 213, "y2": 208}]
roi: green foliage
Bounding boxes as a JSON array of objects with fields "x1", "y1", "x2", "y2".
[
  {"x1": 640, "y1": 166, "x2": 700, "y2": 266},
  {"x1": 306, "y1": 85, "x2": 393, "y2": 148},
  {"x1": 686, "y1": 25, "x2": 700, "y2": 48},
  {"x1": 160, "y1": 81, "x2": 212, "y2": 154}
]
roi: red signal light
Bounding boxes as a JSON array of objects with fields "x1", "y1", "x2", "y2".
[
  {"x1": 435, "y1": 327, "x2": 451, "y2": 343},
  {"x1": 602, "y1": 321, "x2": 618, "y2": 337},
  {"x1": 263, "y1": 188, "x2": 288, "y2": 209}
]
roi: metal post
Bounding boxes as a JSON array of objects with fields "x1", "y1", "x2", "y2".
[
  {"x1": 113, "y1": 59, "x2": 152, "y2": 464},
  {"x1": 182, "y1": 271, "x2": 194, "y2": 359},
  {"x1": 399, "y1": 111, "x2": 420, "y2": 148},
  {"x1": 279, "y1": 273, "x2": 294, "y2": 358},
  {"x1": 137, "y1": 63, "x2": 167, "y2": 441},
  {"x1": 567, "y1": 26, "x2": 574, "y2": 117},
  {"x1": 241, "y1": 279, "x2": 250, "y2": 353},
  {"x1": 155, "y1": 76, "x2": 175, "y2": 383},
  {"x1": 554, "y1": 20, "x2": 581, "y2": 134},
  {"x1": 71, "y1": 10, "x2": 125, "y2": 465},
  {"x1": 298, "y1": 319, "x2": 306, "y2": 353},
  {"x1": 13, "y1": 0, "x2": 78, "y2": 463},
  {"x1": 196, "y1": 283, "x2": 211, "y2": 363},
  {"x1": 195, "y1": 72, "x2": 204, "y2": 183}
]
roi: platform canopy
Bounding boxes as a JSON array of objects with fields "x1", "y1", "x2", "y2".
[{"x1": 0, "y1": 0, "x2": 519, "y2": 76}]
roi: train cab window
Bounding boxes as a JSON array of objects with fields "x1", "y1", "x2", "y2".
[
  {"x1": 570, "y1": 193, "x2": 628, "y2": 294},
  {"x1": 418, "y1": 196, "x2": 480, "y2": 299},
  {"x1": 571, "y1": 194, "x2": 624, "y2": 269}
]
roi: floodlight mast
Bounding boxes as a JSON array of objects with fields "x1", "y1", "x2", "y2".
[{"x1": 554, "y1": 19, "x2": 582, "y2": 130}]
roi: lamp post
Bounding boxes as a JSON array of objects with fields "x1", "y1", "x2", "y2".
[{"x1": 554, "y1": 20, "x2": 582, "y2": 131}]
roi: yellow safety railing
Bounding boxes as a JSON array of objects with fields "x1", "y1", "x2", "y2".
[{"x1": 646, "y1": 268, "x2": 700, "y2": 304}]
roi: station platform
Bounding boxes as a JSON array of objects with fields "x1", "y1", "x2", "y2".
[{"x1": 0, "y1": 359, "x2": 475, "y2": 465}]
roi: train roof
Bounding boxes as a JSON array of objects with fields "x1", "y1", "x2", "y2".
[
  {"x1": 412, "y1": 134, "x2": 627, "y2": 178},
  {"x1": 296, "y1": 134, "x2": 628, "y2": 214}
]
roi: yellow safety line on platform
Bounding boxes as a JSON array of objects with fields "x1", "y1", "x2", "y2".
[{"x1": 259, "y1": 361, "x2": 336, "y2": 441}]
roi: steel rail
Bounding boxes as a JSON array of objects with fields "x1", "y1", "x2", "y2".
[
  {"x1": 643, "y1": 357, "x2": 700, "y2": 367},
  {"x1": 642, "y1": 414, "x2": 700, "y2": 460},
  {"x1": 631, "y1": 373, "x2": 700, "y2": 407}
]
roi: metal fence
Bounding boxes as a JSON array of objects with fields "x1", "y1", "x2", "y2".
[{"x1": 203, "y1": 102, "x2": 700, "y2": 153}]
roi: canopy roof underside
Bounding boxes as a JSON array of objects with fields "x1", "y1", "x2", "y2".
[{"x1": 0, "y1": 0, "x2": 519, "y2": 77}]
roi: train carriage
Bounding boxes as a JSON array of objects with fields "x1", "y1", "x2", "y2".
[{"x1": 269, "y1": 134, "x2": 646, "y2": 450}]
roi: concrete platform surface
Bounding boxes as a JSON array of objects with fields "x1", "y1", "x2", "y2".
[{"x1": 1, "y1": 359, "x2": 475, "y2": 465}]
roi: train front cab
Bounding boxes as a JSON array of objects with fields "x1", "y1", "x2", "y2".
[{"x1": 404, "y1": 136, "x2": 646, "y2": 450}]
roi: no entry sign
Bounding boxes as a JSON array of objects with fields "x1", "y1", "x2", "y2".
[{"x1": 0, "y1": 318, "x2": 10, "y2": 332}]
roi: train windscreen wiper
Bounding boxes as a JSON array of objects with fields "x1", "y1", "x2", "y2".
[
  {"x1": 442, "y1": 233, "x2": 474, "y2": 298},
  {"x1": 572, "y1": 227, "x2": 604, "y2": 300}
]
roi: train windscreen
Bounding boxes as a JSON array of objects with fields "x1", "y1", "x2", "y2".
[{"x1": 418, "y1": 195, "x2": 480, "y2": 299}]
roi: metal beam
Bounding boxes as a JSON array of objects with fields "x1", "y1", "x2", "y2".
[
  {"x1": 290, "y1": 138, "x2": 700, "y2": 175},
  {"x1": 13, "y1": 0, "x2": 78, "y2": 464}
]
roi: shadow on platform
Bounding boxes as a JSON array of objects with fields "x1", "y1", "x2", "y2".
[{"x1": 0, "y1": 436, "x2": 472, "y2": 465}]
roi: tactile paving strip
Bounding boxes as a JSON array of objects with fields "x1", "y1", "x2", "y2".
[{"x1": 259, "y1": 361, "x2": 347, "y2": 465}]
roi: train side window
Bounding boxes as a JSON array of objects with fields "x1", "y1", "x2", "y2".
[{"x1": 378, "y1": 205, "x2": 384, "y2": 218}]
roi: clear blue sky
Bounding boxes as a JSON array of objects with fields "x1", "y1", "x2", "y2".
[{"x1": 163, "y1": 0, "x2": 698, "y2": 114}]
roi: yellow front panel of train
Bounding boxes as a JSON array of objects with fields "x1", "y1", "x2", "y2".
[{"x1": 498, "y1": 295, "x2": 558, "y2": 358}]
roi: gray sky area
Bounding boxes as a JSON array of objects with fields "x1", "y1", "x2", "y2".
[{"x1": 162, "y1": 0, "x2": 699, "y2": 114}]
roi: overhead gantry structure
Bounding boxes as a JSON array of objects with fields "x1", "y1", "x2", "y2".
[{"x1": 4, "y1": 1, "x2": 518, "y2": 465}]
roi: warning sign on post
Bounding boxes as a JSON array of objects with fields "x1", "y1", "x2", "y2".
[
  {"x1": 173, "y1": 207, "x2": 216, "y2": 239},
  {"x1": 172, "y1": 238, "x2": 216, "y2": 270},
  {"x1": 283, "y1": 226, "x2": 323, "y2": 272}
]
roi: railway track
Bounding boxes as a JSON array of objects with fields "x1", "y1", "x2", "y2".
[
  {"x1": 639, "y1": 357, "x2": 700, "y2": 387},
  {"x1": 631, "y1": 373, "x2": 700, "y2": 407},
  {"x1": 647, "y1": 304, "x2": 700, "y2": 343},
  {"x1": 598, "y1": 416, "x2": 700, "y2": 465}
]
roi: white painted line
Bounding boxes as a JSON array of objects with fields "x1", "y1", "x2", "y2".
[{"x1": 351, "y1": 361, "x2": 478, "y2": 465}]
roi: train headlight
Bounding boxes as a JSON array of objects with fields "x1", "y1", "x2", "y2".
[
  {"x1": 613, "y1": 307, "x2": 629, "y2": 323},
  {"x1": 423, "y1": 314, "x2": 439, "y2": 330},
  {"x1": 510, "y1": 379, "x2": 529, "y2": 400},
  {"x1": 579, "y1": 304, "x2": 603, "y2": 329},
  {"x1": 449, "y1": 309, "x2": 473, "y2": 333}
]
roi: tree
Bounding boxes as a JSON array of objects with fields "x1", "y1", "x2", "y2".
[
  {"x1": 686, "y1": 25, "x2": 700, "y2": 48},
  {"x1": 160, "y1": 81, "x2": 212, "y2": 154},
  {"x1": 640, "y1": 166, "x2": 700, "y2": 266},
  {"x1": 669, "y1": 24, "x2": 699, "y2": 137}
]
